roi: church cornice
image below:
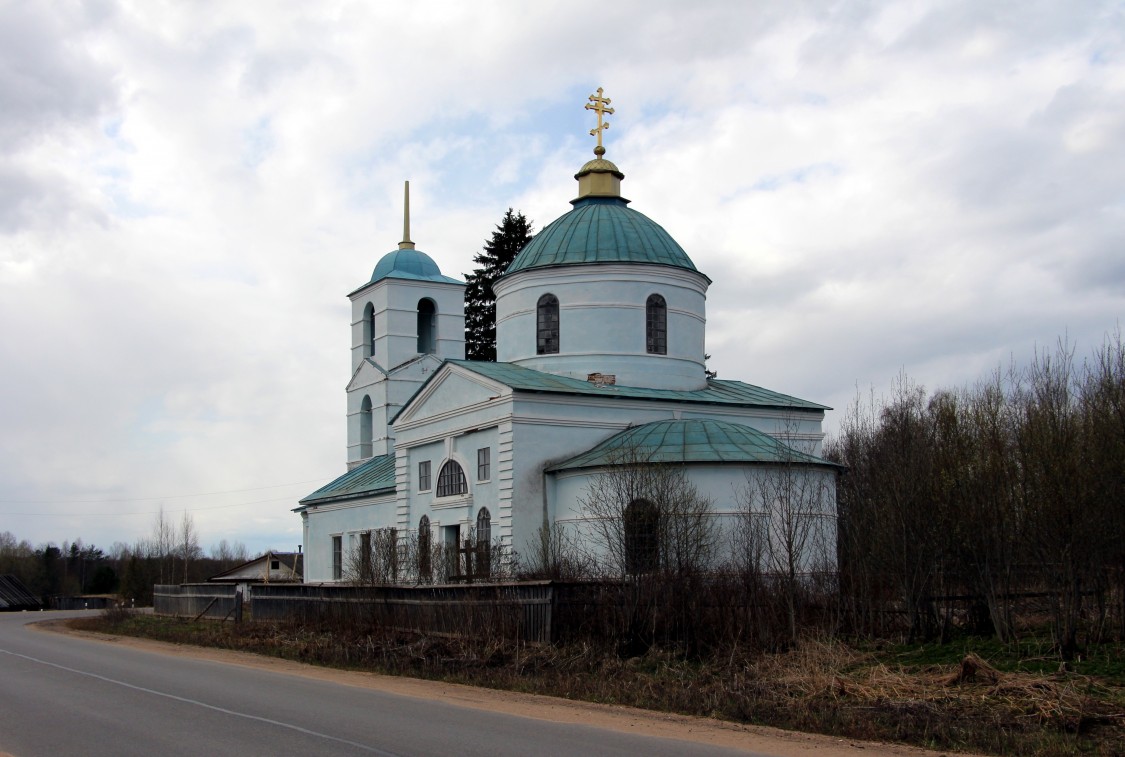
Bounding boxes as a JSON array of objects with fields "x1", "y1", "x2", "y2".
[
  {"x1": 494, "y1": 262, "x2": 711, "y2": 297},
  {"x1": 347, "y1": 275, "x2": 464, "y2": 300}
]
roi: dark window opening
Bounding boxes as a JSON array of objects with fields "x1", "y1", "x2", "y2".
[
  {"x1": 359, "y1": 395, "x2": 373, "y2": 458},
  {"x1": 646, "y1": 294, "x2": 667, "y2": 355},
  {"x1": 476, "y1": 508, "x2": 492, "y2": 579},
  {"x1": 418, "y1": 516, "x2": 432, "y2": 581},
  {"x1": 331, "y1": 535, "x2": 342, "y2": 580},
  {"x1": 624, "y1": 499, "x2": 660, "y2": 574},
  {"x1": 359, "y1": 531, "x2": 372, "y2": 583},
  {"x1": 417, "y1": 298, "x2": 436, "y2": 354},
  {"x1": 418, "y1": 460, "x2": 431, "y2": 491},
  {"x1": 536, "y1": 294, "x2": 559, "y2": 354},
  {"x1": 364, "y1": 302, "x2": 376, "y2": 358}
]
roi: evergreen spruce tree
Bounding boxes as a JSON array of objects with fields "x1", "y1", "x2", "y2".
[{"x1": 464, "y1": 208, "x2": 533, "y2": 361}]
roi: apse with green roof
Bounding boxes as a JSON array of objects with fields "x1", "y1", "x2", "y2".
[{"x1": 494, "y1": 94, "x2": 711, "y2": 392}]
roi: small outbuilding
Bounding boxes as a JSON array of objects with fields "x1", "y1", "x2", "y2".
[{"x1": 208, "y1": 551, "x2": 303, "y2": 599}]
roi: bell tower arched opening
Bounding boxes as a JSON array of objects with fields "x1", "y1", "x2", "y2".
[{"x1": 417, "y1": 298, "x2": 436, "y2": 354}]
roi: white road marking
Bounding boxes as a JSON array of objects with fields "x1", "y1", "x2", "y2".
[{"x1": 0, "y1": 647, "x2": 399, "y2": 756}]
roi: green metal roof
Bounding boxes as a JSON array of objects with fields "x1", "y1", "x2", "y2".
[
  {"x1": 369, "y1": 248, "x2": 462, "y2": 285},
  {"x1": 504, "y1": 196, "x2": 701, "y2": 276},
  {"x1": 440, "y1": 360, "x2": 829, "y2": 411},
  {"x1": 296, "y1": 453, "x2": 396, "y2": 508},
  {"x1": 547, "y1": 418, "x2": 838, "y2": 472}
]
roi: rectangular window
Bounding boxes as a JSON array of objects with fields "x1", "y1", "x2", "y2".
[
  {"x1": 477, "y1": 447, "x2": 490, "y2": 481},
  {"x1": 331, "y1": 535, "x2": 342, "y2": 580},
  {"x1": 418, "y1": 460, "x2": 431, "y2": 491}
]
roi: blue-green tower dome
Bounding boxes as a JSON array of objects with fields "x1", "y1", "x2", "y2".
[{"x1": 370, "y1": 247, "x2": 460, "y2": 284}]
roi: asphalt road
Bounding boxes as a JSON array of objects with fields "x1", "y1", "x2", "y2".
[{"x1": 0, "y1": 611, "x2": 770, "y2": 757}]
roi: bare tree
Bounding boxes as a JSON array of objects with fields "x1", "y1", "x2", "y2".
[
  {"x1": 578, "y1": 447, "x2": 717, "y2": 579},
  {"x1": 737, "y1": 417, "x2": 837, "y2": 643},
  {"x1": 152, "y1": 507, "x2": 176, "y2": 585},
  {"x1": 521, "y1": 522, "x2": 591, "y2": 580},
  {"x1": 209, "y1": 539, "x2": 248, "y2": 571},
  {"x1": 577, "y1": 448, "x2": 718, "y2": 654},
  {"x1": 178, "y1": 510, "x2": 201, "y2": 583}
]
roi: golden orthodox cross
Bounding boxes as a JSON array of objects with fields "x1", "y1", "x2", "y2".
[{"x1": 585, "y1": 87, "x2": 614, "y2": 153}]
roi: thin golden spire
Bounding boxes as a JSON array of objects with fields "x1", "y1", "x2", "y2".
[{"x1": 399, "y1": 180, "x2": 415, "y2": 250}]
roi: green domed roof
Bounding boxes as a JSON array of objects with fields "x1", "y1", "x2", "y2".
[
  {"x1": 371, "y1": 248, "x2": 461, "y2": 285},
  {"x1": 547, "y1": 418, "x2": 837, "y2": 472},
  {"x1": 549, "y1": 416, "x2": 841, "y2": 470},
  {"x1": 504, "y1": 196, "x2": 698, "y2": 275}
]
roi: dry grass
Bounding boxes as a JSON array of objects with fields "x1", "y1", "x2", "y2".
[{"x1": 74, "y1": 614, "x2": 1125, "y2": 756}]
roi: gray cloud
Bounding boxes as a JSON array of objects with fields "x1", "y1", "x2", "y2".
[
  {"x1": 0, "y1": 0, "x2": 1122, "y2": 554},
  {"x1": 0, "y1": 3, "x2": 117, "y2": 147}
]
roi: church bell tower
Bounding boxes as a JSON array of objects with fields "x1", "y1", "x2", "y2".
[{"x1": 344, "y1": 182, "x2": 465, "y2": 465}]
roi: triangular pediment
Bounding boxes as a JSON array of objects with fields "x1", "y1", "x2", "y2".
[
  {"x1": 387, "y1": 352, "x2": 444, "y2": 377},
  {"x1": 393, "y1": 362, "x2": 512, "y2": 427},
  {"x1": 346, "y1": 358, "x2": 389, "y2": 392}
]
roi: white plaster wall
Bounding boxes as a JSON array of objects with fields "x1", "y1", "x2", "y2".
[
  {"x1": 349, "y1": 278, "x2": 464, "y2": 373},
  {"x1": 494, "y1": 263, "x2": 710, "y2": 390},
  {"x1": 313, "y1": 357, "x2": 833, "y2": 582},
  {"x1": 551, "y1": 463, "x2": 838, "y2": 572},
  {"x1": 391, "y1": 369, "x2": 829, "y2": 558},
  {"x1": 301, "y1": 494, "x2": 398, "y2": 582},
  {"x1": 346, "y1": 355, "x2": 444, "y2": 464},
  {"x1": 396, "y1": 426, "x2": 500, "y2": 538}
]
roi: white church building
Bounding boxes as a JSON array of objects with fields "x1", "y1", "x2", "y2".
[{"x1": 296, "y1": 93, "x2": 838, "y2": 583}]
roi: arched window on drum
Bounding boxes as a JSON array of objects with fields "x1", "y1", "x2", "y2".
[
  {"x1": 646, "y1": 294, "x2": 667, "y2": 355},
  {"x1": 536, "y1": 294, "x2": 559, "y2": 354}
]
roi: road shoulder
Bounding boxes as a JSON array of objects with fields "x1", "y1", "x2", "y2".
[{"x1": 37, "y1": 619, "x2": 970, "y2": 757}]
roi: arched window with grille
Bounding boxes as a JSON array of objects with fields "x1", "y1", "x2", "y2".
[
  {"x1": 646, "y1": 294, "x2": 667, "y2": 355},
  {"x1": 359, "y1": 395, "x2": 373, "y2": 458},
  {"x1": 476, "y1": 508, "x2": 491, "y2": 578},
  {"x1": 476, "y1": 508, "x2": 491, "y2": 546},
  {"x1": 418, "y1": 515, "x2": 431, "y2": 581},
  {"x1": 624, "y1": 498, "x2": 660, "y2": 574},
  {"x1": 417, "y1": 298, "x2": 436, "y2": 354},
  {"x1": 436, "y1": 460, "x2": 467, "y2": 497},
  {"x1": 536, "y1": 294, "x2": 559, "y2": 354}
]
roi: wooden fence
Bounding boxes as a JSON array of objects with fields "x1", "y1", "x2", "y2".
[
  {"x1": 153, "y1": 581, "x2": 561, "y2": 642},
  {"x1": 154, "y1": 584, "x2": 241, "y2": 620}
]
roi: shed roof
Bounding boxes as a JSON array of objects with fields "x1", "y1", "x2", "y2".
[{"x1": 0, "y1": 574, "x2": 41, "y2": 611}]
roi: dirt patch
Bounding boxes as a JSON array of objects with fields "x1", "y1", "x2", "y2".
[{"x1": 37, "y1": 619, "x2": 971, "y2": 757}]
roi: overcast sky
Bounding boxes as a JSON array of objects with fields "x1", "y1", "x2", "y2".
[{"x1": 2, "y1": 1, "x2": 1122, "y2": 556}]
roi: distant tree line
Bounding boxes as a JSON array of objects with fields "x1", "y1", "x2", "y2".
[
  {"x1": 1, "y1": 509, "x2": 254, "y2": 606},
  {"x1": 829, "y1": 333, "x2": 1125, "y2": 656}
]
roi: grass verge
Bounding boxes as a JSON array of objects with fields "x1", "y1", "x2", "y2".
[{"x1": 70, "y1": 612, "x2": 1125, "y2": 756}]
